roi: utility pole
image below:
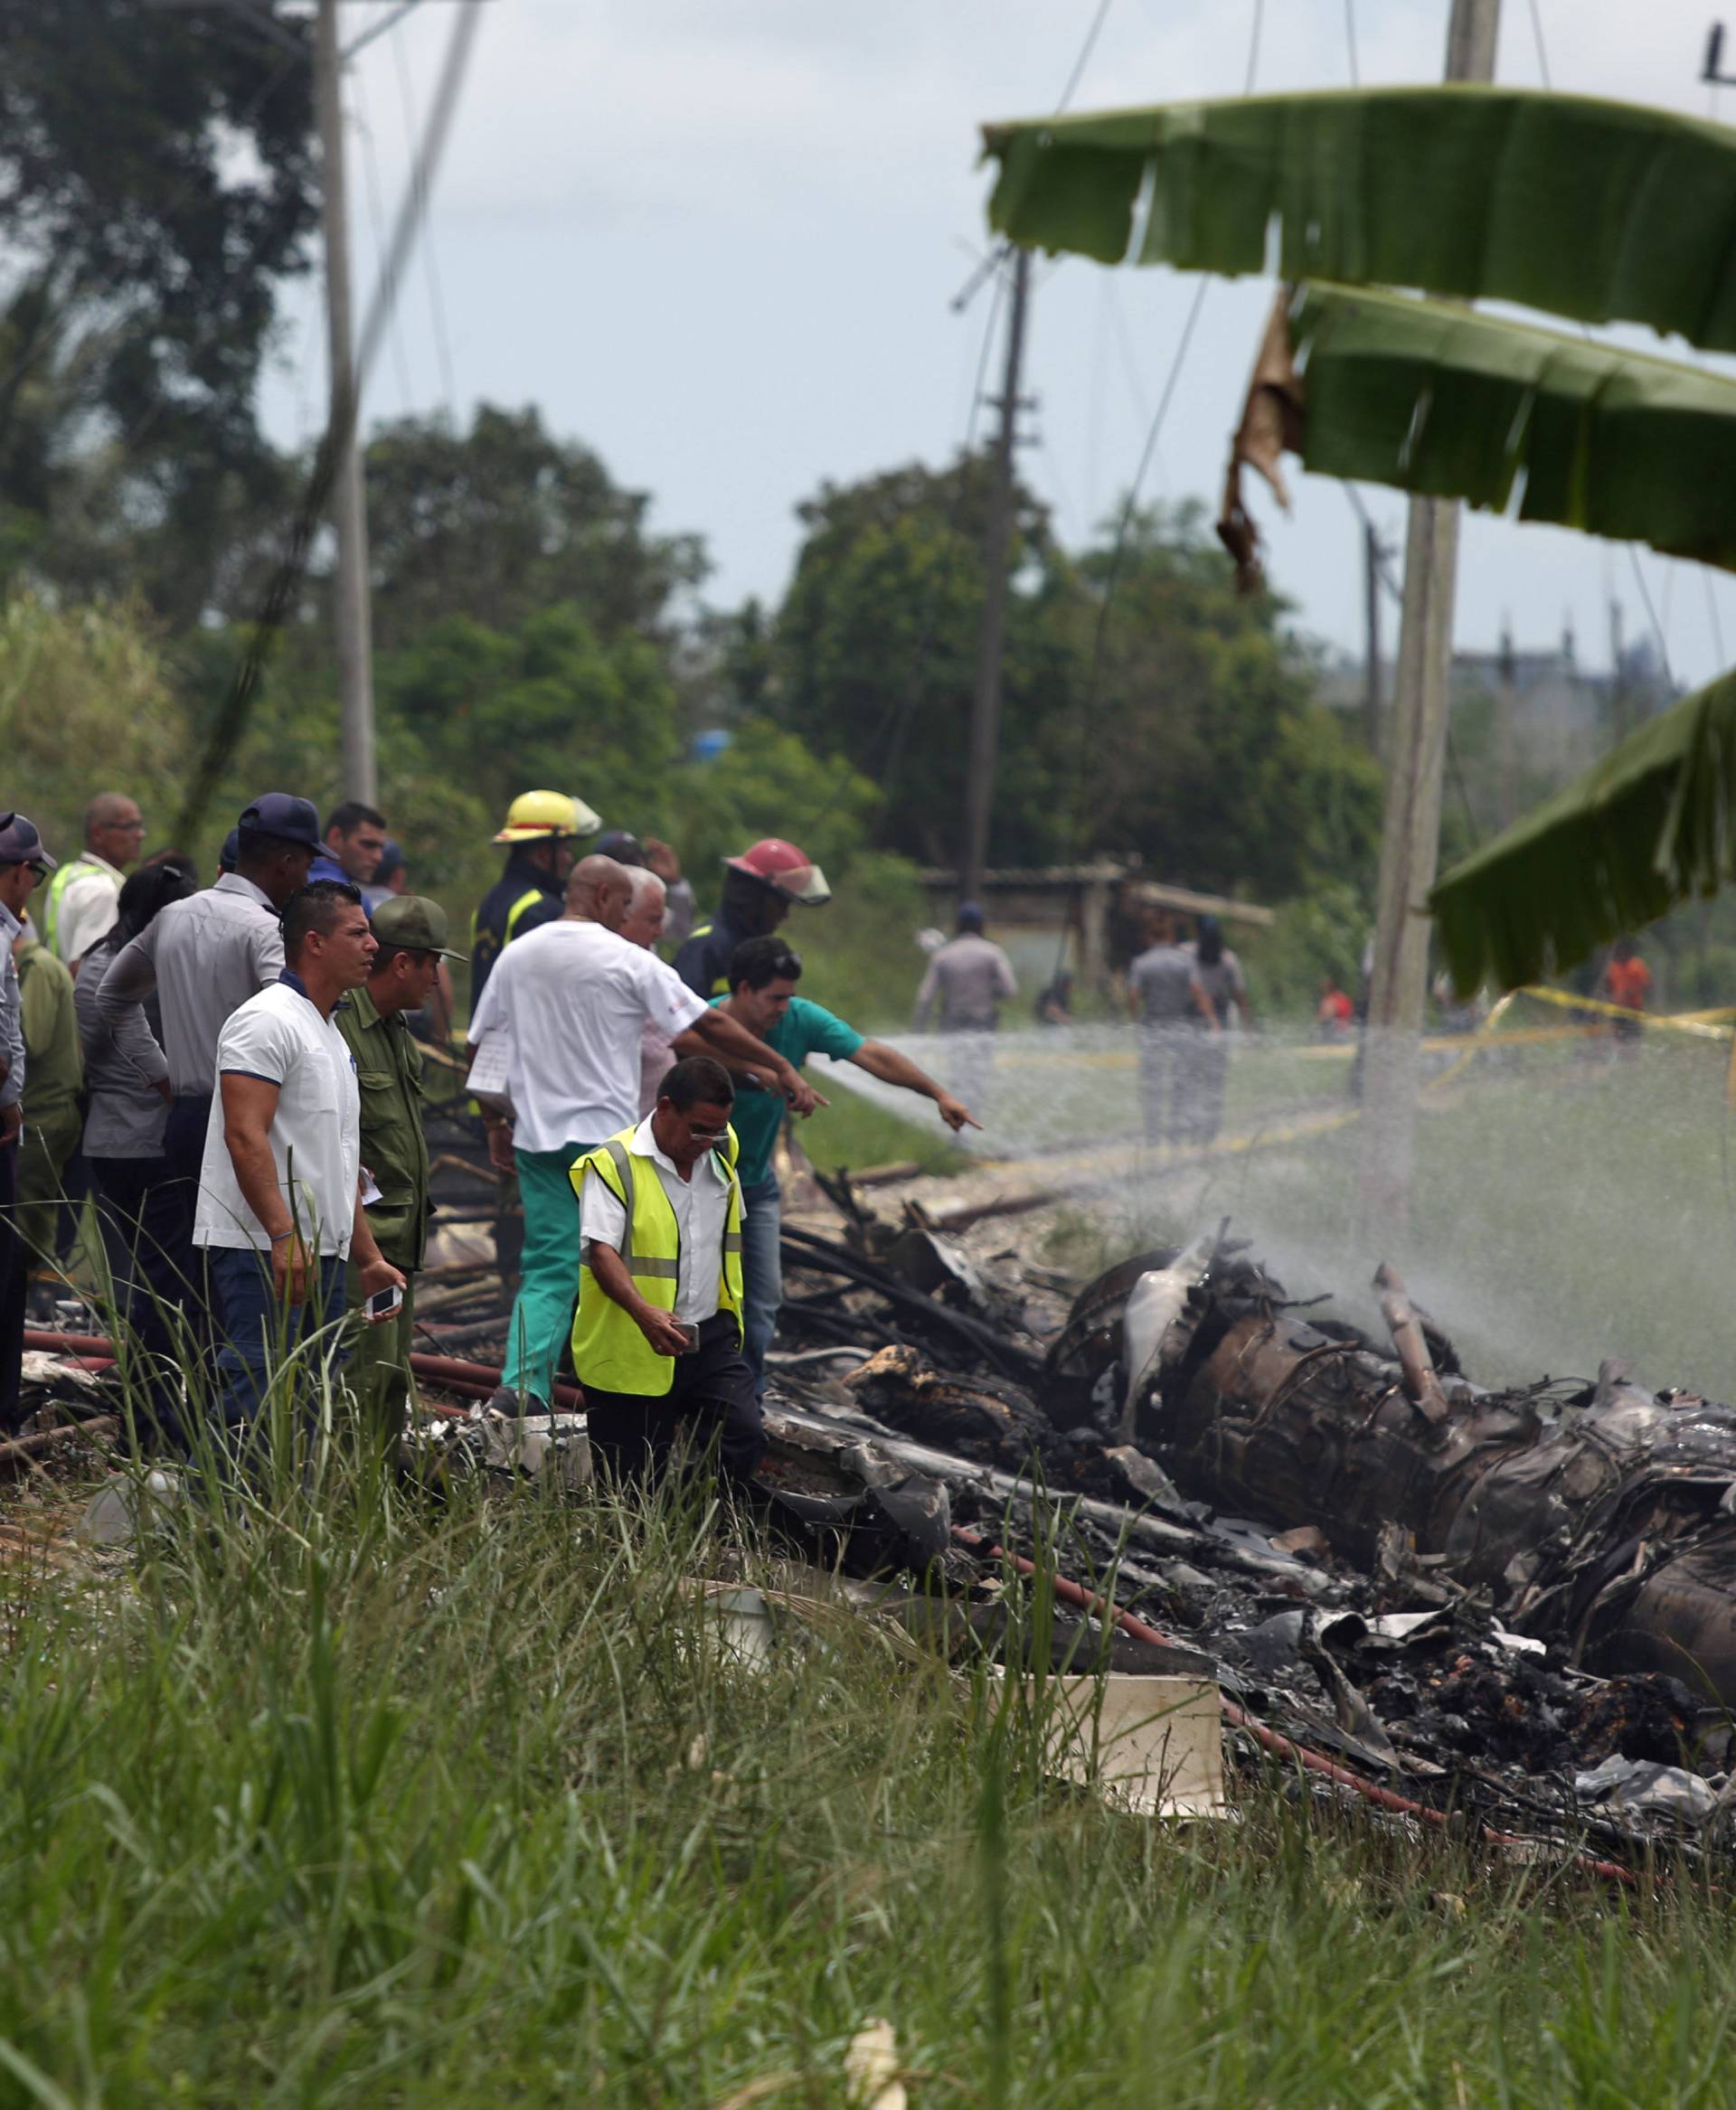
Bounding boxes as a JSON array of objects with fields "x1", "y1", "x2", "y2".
[
  {"x1": 315, "y1": 0, "x2": 378, "y2": 804},
  {"x1": 1608, "y1": 596, "x2": 1628, "y2": 742},
  {"x1": 1363, "y1": 519, "x2": 1385, "y2": 757},
  {"x1": 1496, "y1": 617, "x2": 1518, "y2": 827},
  {"x1": 961, "y1": 244, "x2": 1032, "y2": 904},
  {"x1": 1355, "y1": 0, "x2": 1500, "y2": 1239}
]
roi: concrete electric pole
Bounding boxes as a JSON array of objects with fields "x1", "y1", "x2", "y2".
[
  {"x1": 961, "y1": 244, "x2": 1032, "y2": 905},
  {"x1": 315, "y1": 0, "x2": 378, "y2": 805},
  {"x1": 1363, "y1": 518, "x2": 1385, "y2": 757},
  {"x1": 1355, "y1": 0, "x2": 1501, "y2": 1237}
]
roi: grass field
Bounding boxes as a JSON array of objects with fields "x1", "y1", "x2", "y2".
[{"x1": 4, "y1": 1455, "x2": 1735, "y2": 2106}]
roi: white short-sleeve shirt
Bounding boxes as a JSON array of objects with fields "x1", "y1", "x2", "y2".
[
  {"x1": 194, "y1": 976, "x2": 362, "y2": 1256},
  {"x1": 467, "y1": 918, "x2": 706, "y2": 1153},
  {"x1": 579, "y1": 1116, "x2": 733, "y2": 1326}
]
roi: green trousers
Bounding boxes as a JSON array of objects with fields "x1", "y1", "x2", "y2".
[
  {"x1": 345, "y1": 1266, "x2": 417, "y2": 1450},
  {"x1": 502, "y1": 1142, "x2": 590, "y2": 1407},
  {"x1": 15, "y1": 1103, "x2": 81, "y2": 1267}
]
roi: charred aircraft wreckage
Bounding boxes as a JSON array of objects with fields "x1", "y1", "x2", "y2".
[{"x1": 741, "y1": 1218, "x2": 1736, "y2": 1865}]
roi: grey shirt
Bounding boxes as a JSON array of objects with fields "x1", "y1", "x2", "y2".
[
  {"x1": 94, "y1": 873, "x2": 285, "y2": 1097},
  {"x1": 914, "y1": 934, "x2": 1018, "y2": 1031},
  {"x1": 0, "y1": 900, "x2": 24, "y2": 1111},
  {"x1": 1184, "y1": 945, "x2": 1247, "y2": 1022},
  {"x1": 1129, "y1": 943, "x2": 1204, "y2": 1026},
  {"x1": 76, "y1": 931, "x2": 170, "y2": 1158}
]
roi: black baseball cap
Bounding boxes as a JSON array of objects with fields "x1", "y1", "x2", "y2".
[
  {"x1": 0, "y1": 812, "x2": 57, "y2": 871},
  {"x1": 237, "y1": 794, "x2": 321, "y2": 852}
]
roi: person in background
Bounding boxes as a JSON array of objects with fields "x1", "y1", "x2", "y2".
[
  {"x1": 11, "y1": 918, "x2": 80, "y2": 1291},
  {"x1": 95, "y1": 794, "x2": 320, "y2": 1362},
  {"x1": 337, "y1": 896, "x2": 461, "y2": 1450},
  {"x1": 361, "y1": 840, "x2": 407, "y2": 913},
  {"x1": 1128, "y1": 910, "x2": 1218, "y2": 1146},
  {"x1": 570, "y1": 1055, "x2": 761, "y2": 1490},
  {"x1": 470, "y1": 789, "x2": 600, "y2": 1006},
  {"x1": 646, "y1": 838, "x2": 695, "y2": 950},
  {"x1": 42, "y1": 792, "x2": 146, "y2": 974},
  {"x1": 194, "y1": 881, "x2": 403, "y2": 1445},
  {"x1": 699, "y1": 935, "x2": 977, "y2": 1395},
  {"x1": 912, "y1": 902, "x2": 1017, "y2": 1113},
  {"x1": 619, "y1": 867, "x2": 675, "y2": 1116},
  {"x1": 1179, "y1": 915, "x2": 1250, "y2": 1146},
  {"x1": 1316, "y1": 975, "x2": 1355, "y2": 1041},
  {"x1": 467, "y1": 856, "x2": 817, "y2": 1413},
  {"x1": 1599, "y1": 937, "x2": 1651, "y2": 1051},
  {"x1": 1034, "y1": 969, "x2": 1075, "y2": 1026},
  {"x1": 0, "y1": 815, "x2": 53, "y2": 1428},
  {"x1": 675, "y1": 837, "x2": 832, "y2": 997},
  {"x1": 76, "y1": 855, "x2": 200, "y2": 1448},
  {"x1": 309, "y1": 801, "x2": 388, "y2": 890}
]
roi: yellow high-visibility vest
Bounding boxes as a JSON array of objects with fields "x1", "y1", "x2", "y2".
[{"x1": 569, "y1": 1124, "x2": 744, "y2": 1396}]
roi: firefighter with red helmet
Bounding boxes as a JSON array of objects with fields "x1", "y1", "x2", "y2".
[{"x1": 673, "y1": 838, "x2": 831, "y2": 998}]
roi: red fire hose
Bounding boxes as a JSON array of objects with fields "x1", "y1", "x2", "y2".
[{"x1": 950, "y1": 1524, "x2": 1637, "y2": 1889}]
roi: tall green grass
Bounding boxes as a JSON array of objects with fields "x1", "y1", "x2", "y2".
[{"x1": 3, "y1": 1425, "x2": 1735, "y2": 2105}]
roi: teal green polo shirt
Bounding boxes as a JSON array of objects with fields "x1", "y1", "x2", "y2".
[{"x1": 710, "y1": 994, "x2": 863, "y2": 1186}]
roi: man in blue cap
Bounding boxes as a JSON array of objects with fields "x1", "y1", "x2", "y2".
[
  {"x1": 94, "y1": 795, "x2": 318, "y2": 1431},
  {"x1": 912, "y1": 901, "x2": 1017, "y2": 1116},
  {"x1": 0, "y1": 813, "x2": 54, "y2": 1427}
]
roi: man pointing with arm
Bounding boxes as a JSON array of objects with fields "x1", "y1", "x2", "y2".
[{"x1": 688, "y1": 934, "x2": 978, "y2": 1395}]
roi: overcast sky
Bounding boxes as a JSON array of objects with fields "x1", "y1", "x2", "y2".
[{"x1": 261, "y1": 0, "x2": 1736, "y2": 688}]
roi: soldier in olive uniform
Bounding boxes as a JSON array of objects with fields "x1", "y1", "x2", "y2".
[{"x1": 336, "y1": 896, "x2": 466, "y2": 1446}]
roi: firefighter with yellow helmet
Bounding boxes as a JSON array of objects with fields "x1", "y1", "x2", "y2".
[
  {"x1": 469, "y1": 790, "x2": 600, "y2": 1004},
  {"x1": 470, "y1": 792, "x2": 599, "y2": 1286}
]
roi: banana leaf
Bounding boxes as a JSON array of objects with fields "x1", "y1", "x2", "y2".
[
  {"x1": 1429, "y1": 670, "x2": 1736, "y2": 992},
  {"x1": 1272, "y1": 285, "x2": 1736, "y2": 571},
  {"x1": 983, "y1": 89, "x2": 1736, "y2": 353}
]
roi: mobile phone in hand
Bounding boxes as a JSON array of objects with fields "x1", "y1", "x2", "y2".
[
  {"x1": 675, "y1": 1322, "x2": 699, "y2": 1354},
  {"x1": 366, "y1": 1283, "x2": 403, "y2": 1323}
]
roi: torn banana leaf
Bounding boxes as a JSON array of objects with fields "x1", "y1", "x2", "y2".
[
  {"x1": 1233, "y1": 284, "x2": 1736, "y2": 574},
  {"x1": 983, "y1": 88, "x2": 1736, "y2": 353},
  {"x1": 1429, "y1": 669, "x2": 1736, "y2": 993}
]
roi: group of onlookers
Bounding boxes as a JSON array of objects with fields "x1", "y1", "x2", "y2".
[{"x1": 0, "y1": 789, "x2": 447, "y2": 1455}]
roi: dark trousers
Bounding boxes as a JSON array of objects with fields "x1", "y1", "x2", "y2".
[
  {"x1": 0, "y1": 1140, "x2": 24, "y2": 1429},
  {"x1": 157, "y1": 1094, "x2": 215, "y2": 1353},
  {"x1": 207, "y1": 1245, "x2": 347, "y2": 1439},
  {"x1": 583, "y1": 1311, "x2": 766, "y2": 1489},
  {"x1": 89, "y1": 1153, "x2": 196, "y2": 1452}
]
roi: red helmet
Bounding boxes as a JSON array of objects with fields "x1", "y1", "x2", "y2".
[{"x1": 723, "y1": 837, "x2": 832, "y2": 905}]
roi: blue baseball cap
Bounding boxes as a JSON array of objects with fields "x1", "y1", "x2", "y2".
[
  {"x1": 0, "y1": 812, "x2": 57, "y2": 871},
  {"x1": 236, "y1": 794, "x2": 321, "y2": 852}
]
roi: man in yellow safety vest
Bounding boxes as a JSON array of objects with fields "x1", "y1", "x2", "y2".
[{"x1": 569, "y1": 1053, "x2": 761, "y2": 1488}]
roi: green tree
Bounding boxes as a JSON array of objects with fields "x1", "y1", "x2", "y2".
[
  {"x1": 360, "y1": 406, "x2": 708, "y2": 653},
  {"x1": 769, "y1": 456, "x2": 1071, "y2": 868},
  {"x1": 0, "y1": 2, "x2": 317, "y2": 623},
  {"x1": 376, "y1": 601, "x2": 684, "y2": 842},
  {"x1": 1048, "y1": 505, "x2": 1382, "y2": 900}
]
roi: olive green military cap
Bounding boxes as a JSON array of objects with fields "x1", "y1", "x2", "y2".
[{"x1": 372, "y1": 893, "x2": 467, "y2": 961}]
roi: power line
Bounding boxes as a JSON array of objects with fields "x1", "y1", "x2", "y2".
[
  {"x1": 352, "y1": 61, "x2": 417, "y2": 412},
  {"x1": 1056, "y1": 0, "x2": 1116, "y2": 115},
  {"x1": 1526, "y1": 0, "x2": 1552, "y2": 87},
  {"x1": 391, "y1": 15, "x2": 459, "y2": 411}
]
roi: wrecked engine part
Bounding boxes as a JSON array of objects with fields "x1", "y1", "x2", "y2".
[{"x1": 1056, "y1": 1238, "x2": 1736, "y2": 1716}]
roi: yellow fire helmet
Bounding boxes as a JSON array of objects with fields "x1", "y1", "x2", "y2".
[{"x1": 492, "y1": 789, "x2": 602, "y2": 845}]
